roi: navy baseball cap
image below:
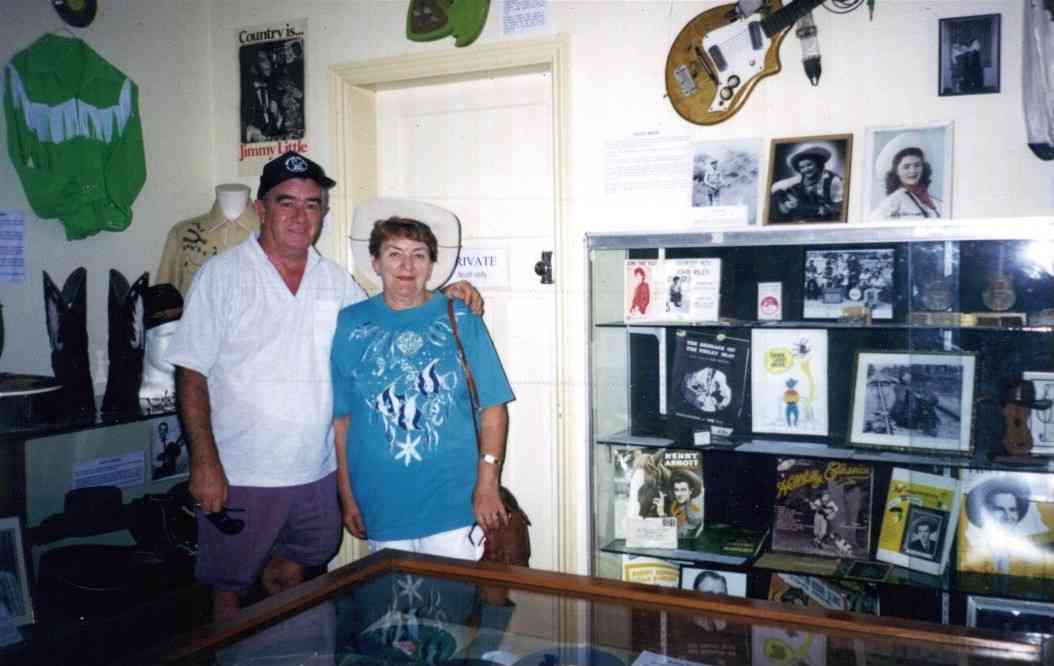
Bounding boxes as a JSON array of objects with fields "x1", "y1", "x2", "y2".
[{"x1": 257, "y1": 151, "x2": 336, "y2": 200}]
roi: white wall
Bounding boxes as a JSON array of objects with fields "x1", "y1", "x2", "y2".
[{"x1": 2, "y1": 0, "x2": 1050, "y2": 574}]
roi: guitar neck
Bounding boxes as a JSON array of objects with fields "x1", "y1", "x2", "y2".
[{"x1": 761, "y1": 0, "x2": 827, "y2": 37}]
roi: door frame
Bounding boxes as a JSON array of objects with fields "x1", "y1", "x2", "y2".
[{"x1": 327, "y1": 35, "x2": 575, "y2": 572}]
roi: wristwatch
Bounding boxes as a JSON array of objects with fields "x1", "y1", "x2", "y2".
[{"x1": 480, "y1": 453, "x2": 501, "y2": 465}]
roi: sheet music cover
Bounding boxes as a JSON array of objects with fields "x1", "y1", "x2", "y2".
[
  {"x1": 670, "y1": 330, "x2": 749, "y2": 437},
  {"x1": 956, "y1": 470, "x2": 1054, "y2": 579},
  {"x1": 623, "y1": 448, "x2": 704, "y2": 547},
  {"x1": 772, "y1": 458, "x2": 873, "y2": 559},
  {"x1": 750, "y1": 329, "x2": 828, "y2": 436},
  {"x1": 664, "y1": 258, "x2": 721, "y2": 321},
  {"x1": 876, "y1": 468, "x2": 960, "y2": 576},
  {"x1": 624, "y1": 260, "x2": 663, "y2": 322}
]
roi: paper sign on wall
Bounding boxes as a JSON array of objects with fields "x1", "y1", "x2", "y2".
[
  {"x1": 453, "y1": 247, "x2": 509, "y2": 289},
  {"x1": 73, "y1": 451, "x2": 145, "y2": 489}
]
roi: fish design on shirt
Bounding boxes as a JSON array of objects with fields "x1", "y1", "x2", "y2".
[
  {"x1": 416, "y1": 359, "x2": 456, "y2": 397},
  {"x1": 375, "y1": 384, "x2": 422, "y2": 433}
]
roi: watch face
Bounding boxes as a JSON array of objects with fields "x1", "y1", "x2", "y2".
[{"x1": 52, "y1": 0, "x2": 97, "y2": 28}]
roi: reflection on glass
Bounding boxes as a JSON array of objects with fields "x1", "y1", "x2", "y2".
[{"x1": 201, "y1": 571, "x2": 1046, "y2": 666}]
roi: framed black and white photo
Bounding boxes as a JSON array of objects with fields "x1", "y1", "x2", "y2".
[
  {"x1": 966, "y1": 596, "x2": 1054, "y2": 634},
  {"x1": 939, "y1": 14, "x2": 1001, "y2": 97},
  {"x1": 691, "y1": 138, "x2": 762, "y2": 226},
  {"x1": 764, "y1": 134, "x2": 852, "y2": 225},
  {"x1": 849, "y1": 351, "x2": 976, "y2": 454},
  {"x1": 0, "y1": 516, "x2": 33, "y2": 627},
  {"x1": 863, "y1": 122, "x2": 954, "y2": 222},
  {"x1": 899, "y1": 504, "x2": 947, "y2": 562},
  {"x1": 1023, "y1": 371, "x2": 1054, "y2": 454},
  {"x1": 803, "y1": 248, "x2": 894, "y2": 320}
]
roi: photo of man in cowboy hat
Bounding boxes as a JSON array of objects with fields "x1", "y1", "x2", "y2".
[{"x1": 767, "y1": 136, "x2": 851, "y2": 224}]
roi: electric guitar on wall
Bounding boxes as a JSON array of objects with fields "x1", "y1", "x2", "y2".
[{"x1": 665, "y1": 0, "x2": 828, "y2": 125}]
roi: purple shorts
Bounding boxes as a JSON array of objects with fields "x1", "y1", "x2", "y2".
[{"x1": 195, "y1": 471, "x2": 341, "y2": 592}]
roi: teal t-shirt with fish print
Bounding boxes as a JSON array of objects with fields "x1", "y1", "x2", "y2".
[{"x1": 331, "y1": 292, "x2": 514, "y2": 541}]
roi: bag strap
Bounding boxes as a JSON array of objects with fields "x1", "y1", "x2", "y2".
[{"x1": 447, "y1": 299, "x2": 481, "y2": 440}]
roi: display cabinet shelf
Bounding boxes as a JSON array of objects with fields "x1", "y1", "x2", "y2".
[{"x1": 589, "y1": 221, "x2": 1054, "y2": 634}]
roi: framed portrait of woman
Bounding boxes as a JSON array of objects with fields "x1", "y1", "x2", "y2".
[{"x1": 863, "y1": 122, "x2": 953, "y2": 222}]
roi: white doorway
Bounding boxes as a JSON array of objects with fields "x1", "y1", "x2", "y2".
[{"x1": 329, "y1": 38, "x2": 571, "y2": 574}]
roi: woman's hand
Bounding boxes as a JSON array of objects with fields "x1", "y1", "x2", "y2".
[
  {"x1": 340, "y1": 491, "x2": 367, "y2": 539},
  {"x1": 442, "y1": 280, "x2": 484, "y2": 315},
  {"x1": 473, "y1": 484, "x2": 508, "y2": 532}
]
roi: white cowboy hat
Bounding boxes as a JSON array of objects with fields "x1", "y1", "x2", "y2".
[
  {"x1": 873, "y1": 131, "x2": 938, "y2": 177},
  {"x1": 350, "y1": 198, "x2": 461, "y2": 292}
]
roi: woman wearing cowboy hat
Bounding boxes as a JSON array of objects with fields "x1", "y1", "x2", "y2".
[{"x1": 870, "y1": 133, "x2": 943, "y2": 220}]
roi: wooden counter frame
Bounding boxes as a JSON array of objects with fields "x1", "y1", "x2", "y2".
[{"x1": 142, "y1": 549, "x2": 1047, "y2": 664}]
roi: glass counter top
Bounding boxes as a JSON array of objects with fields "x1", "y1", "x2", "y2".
[{"x1": 138, "y1": 551, "x2": 1048, "y2": 666}]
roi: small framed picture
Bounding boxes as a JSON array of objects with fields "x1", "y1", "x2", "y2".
[
  {"x1": 899, "y1": 504, "x2": 947, "y2": 562},
  {"x1": 939, "y1": 14, "x2": 1001, "y2": 96},
  {"x1": 764, "y1": 134, "x2": 852, "y2": 225},
  {"x1": 863, "y1": 122, "x2": 954, "y2": 222},
  {"x1": 849, "y1": 351, "x2": 976, "y2": 454},
  {"x1": 1023, "y1": 371, "x2": 1054, "y2": 453},
  {"x1": 803, "y1": 248, "x2": 895, "y2": 320},
  {"x1": 691, "y1": 138, "x2": 763, "y2": 226},
  {"x1": 0, "y1": 516, "x2": 34, "y2": 626},
  {"x1": 966, "y1": 596, "x2": 1054, "y2": 633}
]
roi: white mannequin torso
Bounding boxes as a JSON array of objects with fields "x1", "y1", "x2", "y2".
[{"x1": 215, "y1": 183, "x2": 252, "y2": 227}]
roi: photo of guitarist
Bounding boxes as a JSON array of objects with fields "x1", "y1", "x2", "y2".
[{"x1": 770, "y1": 144, "x2": 845, "y2": 223}]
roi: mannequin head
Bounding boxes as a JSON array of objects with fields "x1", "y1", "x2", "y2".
[
  {"x1": 140, "y1": 321, "x2": 178, "y2": 404},
  {"x1": 139, "y1": 285, "x2": 183, "y2": 406},
  {"x1": 216, "y1": 183, "x2": 251, "y2": 221}
]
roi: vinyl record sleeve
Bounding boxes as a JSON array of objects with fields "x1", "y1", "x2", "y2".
[{"x1": 772, "y1": 458, "x2": 873, "y2": 559}]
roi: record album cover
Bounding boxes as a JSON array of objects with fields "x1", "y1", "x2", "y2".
[
  {"x1": 671, "y1": 330, "x2": 749, "y2": 437},
  {"x1": 956, "y1": 470, "x2": 1054, "y2": 579},
  {"x1": 768, "y1": 572, "x2": 879, "y2": 615},
  {"x1": 773, "y1": 458, "x2": 873, "y2": 559}
]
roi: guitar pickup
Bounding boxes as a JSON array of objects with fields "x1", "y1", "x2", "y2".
[
  {"x1": 707, "y1": 45, "x2": 727, "y2": 72},
  {"x1": 748, "y1": 21, "x2": 763, "y2": 50}
]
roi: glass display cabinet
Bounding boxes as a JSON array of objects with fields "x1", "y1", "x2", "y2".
[
  {"x1": 588, "y1": 220, "x2": 1054, "y2": 633},
  {"x1": 133, "y1": 550, "x2": 1048, "y2": 665}
]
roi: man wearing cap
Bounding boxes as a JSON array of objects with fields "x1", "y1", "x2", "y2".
[
  {"x1": 770, "y1": 145, "x2": 844, "y2": 223},
  {"x1": 166, "y1": 151, "x2": 481, "y2": 619}
]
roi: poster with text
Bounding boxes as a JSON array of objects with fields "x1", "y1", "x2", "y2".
[{"x1": 238, "y1": 19, "x2": 309, "y2": 175}]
